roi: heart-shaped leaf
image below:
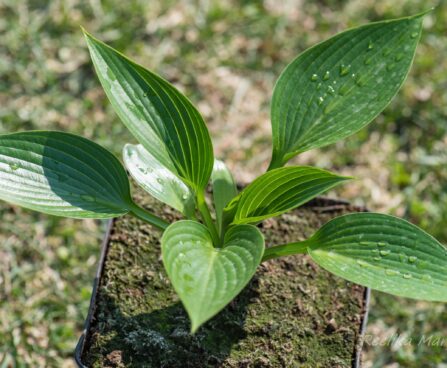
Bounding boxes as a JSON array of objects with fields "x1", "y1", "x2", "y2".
[
  {"x1": 0, "y1": 131, "x2": 131, "y2": 218},
  {"x1": 84, "y1": 31, "x2": 214, "y2": 192},
  {"x1": 123, "y1": 143, "x2": 195, "y2": 218},
  {"x1": 227, "y1": 166, "x2": 349, "y2": 225},
  {"x1": 162, "y1": 220, "x2": 264, "y2": 332},
  {"x1": 307, "y1": 213, "x2": 447, "y2": 302},
  {"x1": 211, "y1": 159, "x2": 237, "y2": 233},
  {"x1": 270, "y1": 13, "x2": 424, "y2": 168}
]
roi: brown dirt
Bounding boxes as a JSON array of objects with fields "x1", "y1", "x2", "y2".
[{"x1": 82, "y1": 186, "x2": 368, "y2": 368}]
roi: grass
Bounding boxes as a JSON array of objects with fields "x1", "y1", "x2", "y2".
[{"x1": 0, "y1": 0, "x2": 446, "y2": 366}]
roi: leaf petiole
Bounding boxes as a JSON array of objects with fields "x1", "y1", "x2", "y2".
[
  {"x1": 262, "y1": 240, "x2": 310, "y2": 262},
  {"x1": 196, "y1": 192, "x2": 221, "y2": 247},
  {"x1": 128, "y1": 202, "x2": 169, "y2": 231}
]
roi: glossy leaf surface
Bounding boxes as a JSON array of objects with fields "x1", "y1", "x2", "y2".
[
  {"x1": 229, "y1": 166, "x2": 349, "y2": 224},
  {"x1": 123, "y1": 144, "x2": 195, "y2": 217},
  {"x1": 0, "y1": 131, "x2": 131, "y2": 218},
  {"x1": 84, "y1": 31, "x2": 214, "y2": 191},
  {"x1": 162, "y1": 220, "x2": 264, "y2": 332},
  {"x1": 270, "y1": 14, "x2": 424, "y2": 167},
  {"x1": 308, "y1": 213, "x2": 447, "y2": 302}
]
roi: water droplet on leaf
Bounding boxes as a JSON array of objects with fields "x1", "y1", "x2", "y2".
[
  {"x1": 9, "y1": 163, "x2": 19, "y2": 171},
  {"x1": 377, "y1": 241, "x2": 387, "y2": 247},
  {"x1": 339, "y1": 64, "x2": 350, "y2": 76},
  {"x1": 410, "y1": 32, "x2": 418, "y2": 39},
  {"x1": 385, "y1": 269, "x2": 399, "y2": 276},
  {"x1": 311, "y1": 74, "x2": 318, "y2": 81},
  {"x1": 395, "y1": 53, "x2": 404, "y2": 61},
  {"x1": 380, "y1": 250, "x2": 391, "y2": 256},
  {"x1": 403, "y1": 273, "x2": 412, "y2": 279},
  {"x1": 367, "y1": 41, "x2": 374, "y2": 50},
  {"x1": 408, "y1": 256, "x2": 417, "y2": 263},
  {"x1": 356, "y1": 259, "x2": 369, "y2": 267},
  {"x1": 323, "y1": 71, "x2": 330, "y2": 80}
]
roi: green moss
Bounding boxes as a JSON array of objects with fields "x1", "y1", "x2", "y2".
[{"x1": 83, "y1": 188, "x2": 367, "y2": 367}]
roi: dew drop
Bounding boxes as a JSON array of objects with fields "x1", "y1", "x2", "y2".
[
  {"x1": 399, "y1": 253, "x2": 407, "y2": 262},
  {"x1": 377, "y1": 241, "x2": 387, "y2": 247},
  {"x1": 323, "y1": 71, "x2": 330, "y2": 80},
  {"x1": 316, "y1": 82, "x2": 322, "y2": 90},
  {"x1": 138, "y1": 167, "x2": 146, "y2": 174},
  {"x1": 9, "y1": 163, "x2": 19, "y2": 171},
  {"x1": 182, "y1": 194, "x2": 189, "y2": 200},
  {"x1": 387, "y1": 63, "x2": 395, "y2": 71},
  {"x1": 311, "y1": 74, "x2": 318, "y2": 81},
  {"x1": 367, "y1": 40, "x2": 374, "y2": 50},
  {"x1": 360, "y1": 241, "x2": 373, "y2": 246},
  {"x1": 364, "y1": 57, "x2": 372, "y2": 65},
  {"x1": 410, "y1": 32, "x2": 418, "y2": 39},
  {"x1": 408, "y1": 256, "x2": 417, "y2": 263},
  {"x1": 157, "y1": 178, "x2": 163, "y2": 184},
  {"x1": 356, "y1": 259, "x2": 369, "y2": 267},
  {"x1": 339, "y1": 64, "x2": 351, "y2": 76},
  {"x1": 318, "y1": 96, "x2": 324, "y2": 105},
  {"x1": 373, "y1": 256, "x2": 381, "y2": 261},
  {"x1": 395, "y1": 53, "x2": 404, "y2": 61},
  {"x1": 338, "y1": 84, "x2": 351, "y2": 96},
  {"x1": 380, "y1": 250, "x2": 391, "y2": 256},
  {"x1": 385, "y1": 269, "x2": 399, "y2": 276},
  {"x1": 403, "y1": 273, "x2": 412, "y2": 279},
  {"x1": 327, "y1": 85, "x2": 335, "y2": 94}
]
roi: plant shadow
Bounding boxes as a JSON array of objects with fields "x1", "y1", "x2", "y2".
[{"x1": 84, "y1": 277, "x2": 260, "y2": 368}]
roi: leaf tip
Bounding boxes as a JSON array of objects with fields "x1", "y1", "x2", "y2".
[{"x1": 408, "y1": 8, "x2": 434, "y2": 21}]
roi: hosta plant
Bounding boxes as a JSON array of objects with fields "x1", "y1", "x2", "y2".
[{"x1": 1, "y1": 12, "x2": 445, "y2": 334}]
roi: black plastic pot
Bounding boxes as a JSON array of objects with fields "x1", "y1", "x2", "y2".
[{"x1": 75, "y1": 197, "x2": 371, "y2": 368}]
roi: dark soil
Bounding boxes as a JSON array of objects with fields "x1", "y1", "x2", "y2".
[{"x1": 82, "y1": 186, "x2": 368, "y2": 368}]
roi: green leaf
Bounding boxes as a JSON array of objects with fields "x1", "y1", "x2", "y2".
[
  {"x1": 84, "y1": 30, "x2": 214, "y2": 192},
  {"x1": 270, "y1": 14, "x2": 424, "y2": 168},
  {"x1": 211, "y1": 159, "x2": 237, "y2": 233},
  {"x1": 229, "y1": 166, "x2": 349, "y2": 225},
  {"x1": 123, "y1": 143, "x2": 195, "y2": 218},
  {"x1": 307, "y1": 213, "x2": 447, "y2": 302},
  {"x1": 0, "y1": 131, "x2": 131, "y2": 218},
  {"x1": 162, "y1": 220, "x2": 264, "y2": 332}
]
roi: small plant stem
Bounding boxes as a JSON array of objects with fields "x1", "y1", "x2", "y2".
[
  {"x1": 267, "y1": 154, "x2": 284, "y2": 171},
  {"x1": 129, "y1": 202, "x2": 169, "y2": 231},
  {"x1": 197, "y1": 192, "x2": 220, "y2": 247},
  {"x1": 262, "y1": 240, "x2": 310, "y2": 262}
]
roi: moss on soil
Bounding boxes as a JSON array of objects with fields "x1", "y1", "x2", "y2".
[{"x1": 83, "y1": 187, "x2": 367, "y2": 368}]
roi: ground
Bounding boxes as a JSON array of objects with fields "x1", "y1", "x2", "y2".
[
  {"x1": 0, "y1": 0, "x2": 446, "y2": 367},
  {"x1": 83, "y1": 188, "x2": 367, "y2": 368}
]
